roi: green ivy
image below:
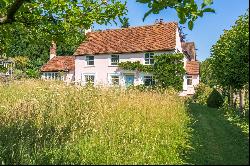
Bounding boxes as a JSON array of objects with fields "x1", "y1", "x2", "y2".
[
  {"x1": 118, "y1": 61, "x2": 153, "y2": 73},
  {"x1": 118, "y1": 53, "x2": 185, "y2": 90}
]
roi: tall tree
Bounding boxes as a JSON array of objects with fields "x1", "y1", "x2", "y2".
[
  {"x1": 0, "y1": 0, "x2": 127, "y2": 75},
  {"x1": 210, "y1": 11, "x2": 249, "y2": 111},
  {"x1": 200, "y1": 58, "x2": 216, "y2": 87},
  {"x1": 0, "y1": 0, "x2": 215, "y2": 30}
]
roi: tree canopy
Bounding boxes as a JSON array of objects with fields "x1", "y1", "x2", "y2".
[
  {"x1": 210, "y1": 11, "x2": 249, "y2": 90},
  {"x1": 136, "y1": 0, "x2": 215, "y2": 30}
]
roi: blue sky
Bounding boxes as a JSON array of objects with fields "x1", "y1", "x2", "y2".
[{"x1": 94, "y1": 0, "x2": 249, "y2": 61}]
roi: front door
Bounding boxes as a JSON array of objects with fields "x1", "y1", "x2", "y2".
[{"x1": 125, "y1": 75, "x2": 134, "y2": 87}]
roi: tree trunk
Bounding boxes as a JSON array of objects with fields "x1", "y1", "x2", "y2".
[
  {"x1": 239, "y1": 89, "x2": 243, "y2": 113},
  {"x1": 0, "y1": 0, "x2": 27, "y2": 25},
  {"x1": 229, "y1": 86, "x2": 234, "y2": 107}
]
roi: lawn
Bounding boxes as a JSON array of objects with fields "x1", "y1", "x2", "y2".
[
  {"x1": 0, "y1": 80, "x2": 249, "y2": 165},
  {"x1": 186, "y1": 103, "x2": 249, "y2": 165}
]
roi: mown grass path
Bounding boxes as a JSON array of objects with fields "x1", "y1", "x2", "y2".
[{"x1": 186, "y1": 103, "x2": 249, "y2": 165}]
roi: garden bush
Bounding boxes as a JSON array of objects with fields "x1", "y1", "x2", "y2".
[
  {"x1": 206, "y1": 89, "x2": 224, "y2": 108},
  {"x1": 192, "y1": 83, "x2": 213, "y2": 105}
]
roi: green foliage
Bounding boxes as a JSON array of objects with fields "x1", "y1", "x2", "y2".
[
  {"x1": 0, "y1": 80, "x2": 191, "y2": 164},
  {"x1": 153, "y1": 53, "x2": 185, "y2": 91},
  {"x1": 0, "y1": 0, "x2": 127, "y2": 77},
  {"x1": 119, "y1": 53, "x2": 185, "y2": 91},
  {"x1": 192, "y1": 83, "x2": 213, "y2": 105},
  {"x1": 0, "y1": 1, "x2": 127, "y2": 37},
  {"x1": 136, "y1": 0, "x2": 215, "y2": 30},
  {"x1": 120, "y1": 17, "x2": 130, "y2": 28},
  {"x1": 25, "y1": 69, "x2": 40, "y2": 78},
  {"x1": 207, "y1": 89, "x2": 224, "y2": 108},
  {"x1": 200, "y1": 59, "x2": 216, "y2": 87},
  {"x1": 0, "y1": 65, "x2": 7, "y2": 73},
  {"x1": 0, "y1": 21, "x2": 85, "y2": 78},
  {"x1": 13, "y1": 56, "x2": 30, "y2": 70},
  {"x1": 118, "y1": 61, "x2": 153, "y2": 72},
  {"x1": 210, "y1": 11, "x2": 249, "y2": 90},
  {"x1": 13, "y1": 69, "x2": 26, "y2": 80}
]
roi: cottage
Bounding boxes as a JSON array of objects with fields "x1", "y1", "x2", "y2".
[
  {"x1": 40, "y1": 41, "x2": 75, "y2": 83},
  {"x1": 41, "y1": 21, "x2": 200, "y2": 95}
]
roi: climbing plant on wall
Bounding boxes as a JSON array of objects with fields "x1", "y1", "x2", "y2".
[{"x1": 118, "y1": 53, "x2": 185, "y2": 91}]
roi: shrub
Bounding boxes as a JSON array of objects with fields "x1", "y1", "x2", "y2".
[
  {"x1": 192, "y1": 83, "x2": 213, "y2": 105},
  {"x1": 206, "y1": 89, "x2": 224, "y2": 108}
]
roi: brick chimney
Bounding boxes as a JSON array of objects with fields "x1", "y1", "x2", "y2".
[{"x1": 50, "y1": 41, "x2": 56, "y2": 60}]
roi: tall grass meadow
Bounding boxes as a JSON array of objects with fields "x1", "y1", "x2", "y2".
[{"x1": 0, "y1": 80, "x2": 192, "y2": 164}]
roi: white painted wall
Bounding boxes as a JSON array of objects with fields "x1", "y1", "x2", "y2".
[
  {"x1": 75, "y1": 51, "x2": 173, "y2": 86},
  {"x1": 181, "y1": 74, "x2": 199, "y2": 96},
  {"x1": 175, "y1": 27, "x2": 183, "y2": 53}
]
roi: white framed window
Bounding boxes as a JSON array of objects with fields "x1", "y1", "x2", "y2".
[
  {"x1": 111, "y1": 75, "x2": 120, "y2": 85},
  {"x1": 43, "y1": 72, "x2": 63, "y2": 80},
  {"x1": 145, "y1": 53, "x2": 154, "y2": 65},
  {"x1": 144, "y1": 75, "x2": 155, "y2": 86},
  {"x1": 111, "y1": 55, "x2": 119, "y2": 66},
  {"x1": 86, "y1": 56, "x2": 94, "y2": 66},
  {"x1": 187, "y1": 75, "x2": 193, "y2": 85}
]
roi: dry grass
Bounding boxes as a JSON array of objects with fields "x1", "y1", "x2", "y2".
[{"x1": 0, "y1": 79, "x2": 191, "y2": 164}]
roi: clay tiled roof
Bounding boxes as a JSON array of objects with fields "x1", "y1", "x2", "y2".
[
  {"x1": 40, "y1": 56, "x2": 75, "y2": 72},
  {"x1": 74, "y1": 22, "x2": 178, "y2": 55},
  {"x1": 186, "y1": 61, "x2": 200, "y2": 75},
  {"x1": 181, "y1": 42, "x2": 196, "y2": 60}
]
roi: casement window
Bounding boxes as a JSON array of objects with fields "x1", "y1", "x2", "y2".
[
  {"x1": 144, "y1": 76, "x2": 155, "y2": 86},
  {"x1": 111, "y1": 75, "x2": 120, "y2": 85},
  {"x1": 111, "y1": 55, "x2": 119, "y2": 66},
  {"x1": 187, "y1": 75, "x2": 193, "y2": 85},
  {"x1": 86, "y1": 56, "x2": 94, "y2": 66},
  {"x1": 145, "y1": 53, "x2": 154, "y2": 65},
  {"x1": 85, "y1": 75, "x2": 95, "y2": 84},
  {"x1": 44, "y1": 72, "x2": 62, "y2": 80}
]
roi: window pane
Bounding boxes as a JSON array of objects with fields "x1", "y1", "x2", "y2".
[
  {"x1": 187, "y1": 76, "x2": 192, "y2": 85},
  {"x1": 88, "y1": 60, "x2": 94, "y2": 65},
  {"x1": 111, "y1": 76, "x2": 119, "y2": 85},
  {"x1": 111, "y1": 55, "x2": 119, "y2": 65},
  {"x1": 144, "y1": 76, "x2": 155, "y2": 86},
  {"x1": 85, "y1": 75, "x2": 95, "y2": 84},
  {"x1": 145, "y1": 53, "x2": 154, "y2": 65},
  {"x1": 150, "y1": 58, "x2": 154, "y2": 64},
  {"x1": 86, "y1": 56, "x2": 94, "y2": 65}
]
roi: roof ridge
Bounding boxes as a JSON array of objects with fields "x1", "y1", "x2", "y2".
[{"x1": 89, "y1": 22, "x2": 178, "y2": 34}]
